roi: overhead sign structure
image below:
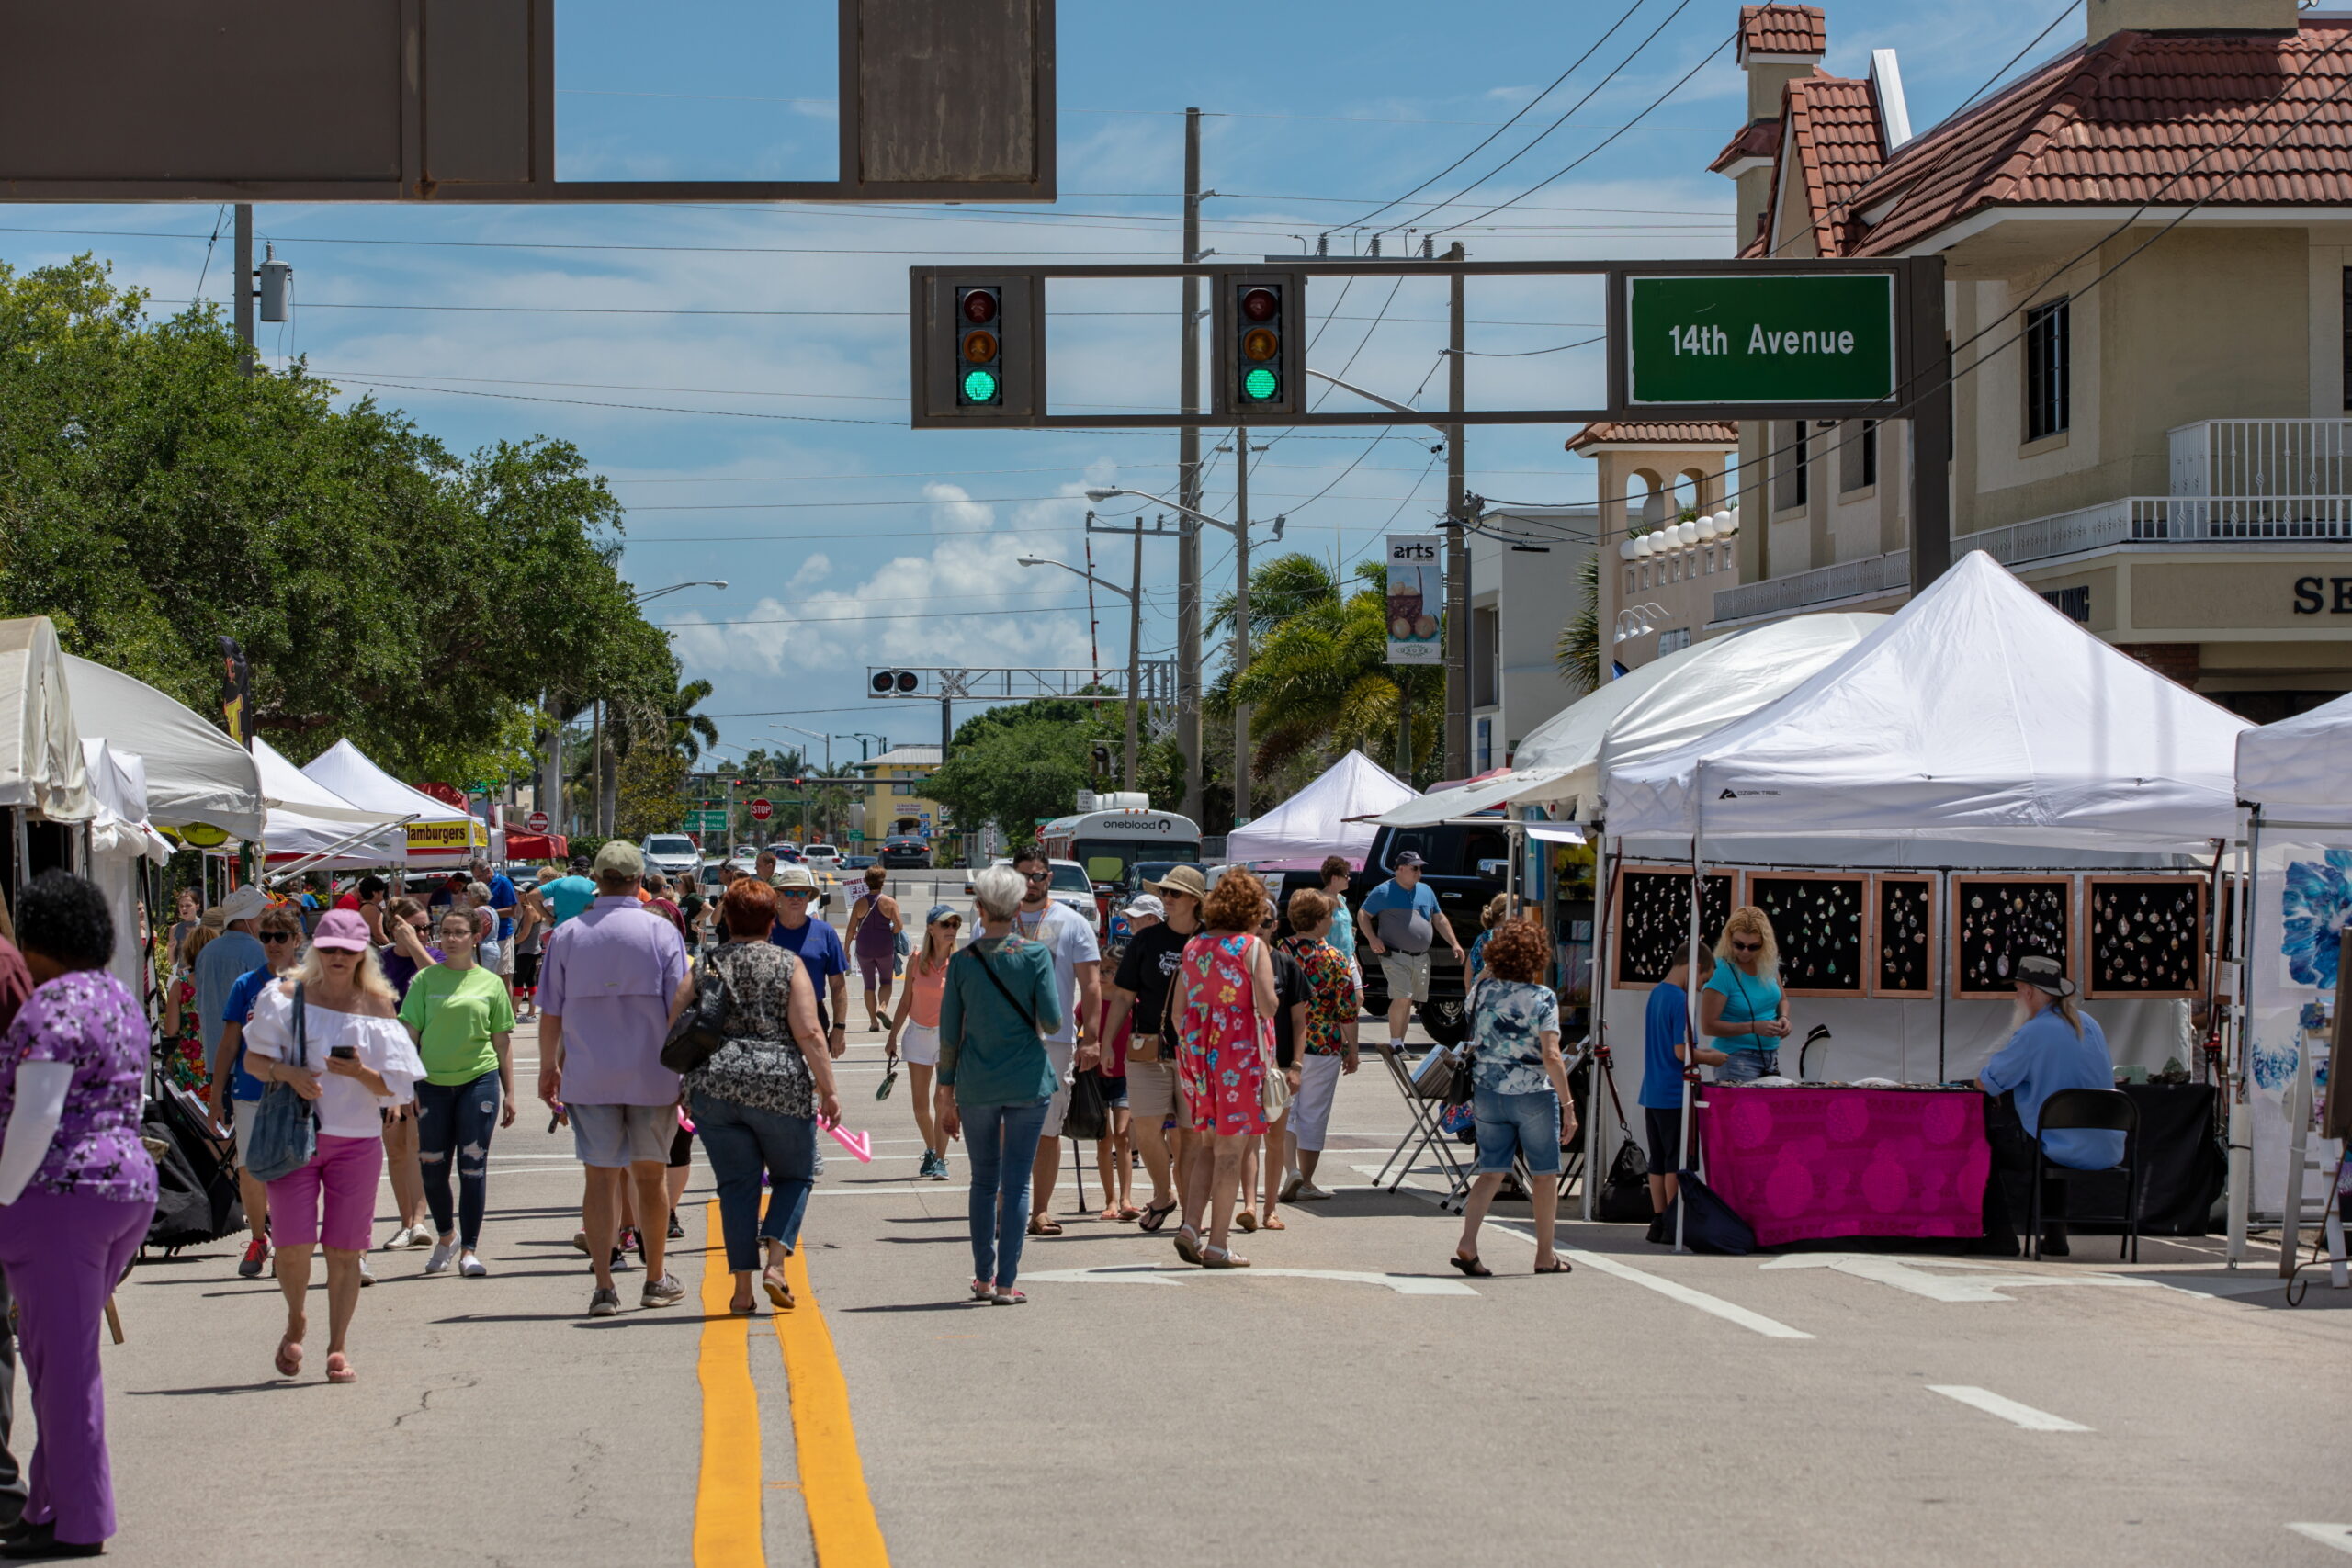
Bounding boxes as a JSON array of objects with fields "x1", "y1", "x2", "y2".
[
  {"x1": 1385, "y1": 535, "x2": 1443, "y2": 666},
  {"x1": 1624, "y1": 272, "x2": 1897, "y2": 407}
]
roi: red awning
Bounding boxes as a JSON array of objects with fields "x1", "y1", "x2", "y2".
[{"x1": 503, "y1": 832, "x2": 569, "y2": 861}]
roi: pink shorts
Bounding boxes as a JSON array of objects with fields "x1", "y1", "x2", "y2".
[{"x1": 266, "y1": 1134, "x2": 383, "y2": 1253}]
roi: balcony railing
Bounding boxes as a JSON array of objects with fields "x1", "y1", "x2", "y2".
[
  {"x1": 2173, "y1": 418, "x2": 2352, "y2": 502},
  {"x1": 1712, "y1": 549, "x2": 1910, "y2": 624}
]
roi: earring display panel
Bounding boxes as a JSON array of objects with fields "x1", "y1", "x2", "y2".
[
  {"x1": 1951, "y1": 876, "x2": 2075, "y2": 1000},
  {"x1": 2086, "y1": 876, "x2": 2206, "y2": 999},
  {"x1": 1747, "y1": 874, "x2": 1868, "y2": 997},
  {"x1": 1871, "y1": 874, "x2": 1938, "y2": 998},
  {"x1": 1611, "y1": 867, "x2": 1735, "y2": 989}
]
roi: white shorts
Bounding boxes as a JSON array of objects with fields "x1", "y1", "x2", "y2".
[
  {"x1": 1039, "y1": 1036, "x2": 1077, "y2": 1138},
  {"x1": 1291, "y1": 1054, "x2": 1346, "y2": 1152},
  {"x1": 899, "y1": 1021, "x2": 941, "y2": 1066}
]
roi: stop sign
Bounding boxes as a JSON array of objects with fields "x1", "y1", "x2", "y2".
[
  {"x1": 525, "y1": 810, "x2": 549, "y2": 834},
  {"x1": 750, "y1": 798, "x2": 774, "y2": 821}
]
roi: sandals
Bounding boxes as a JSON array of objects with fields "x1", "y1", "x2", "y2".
[
  {"x1": 1172, "y1": 1226, "x2": 1205, "y2": 1266},
  {"x1": 763, "y1": 1264, "x2": 795, "y2": 1311},
  {"x1": 1097, "y1": 1206, "x2": 1124, "y2": 1223},
  {"x1": 729, "y1": 1294, "x2": 758, "y2": 1315},
  {"x1": 1260, "y1": 1212, "x2": 1286, "y2": 1232},
  {"x1": 1534, "y1": 1258, "x2": 1573, "y2": 1275},
  {"x1": 1449, "y1": 1253, "x2": 1494, "y2": 1278},
  {"x1": 1114, "y1": 1204, "x2": 1143, "y2": 1222},
  {"x1": 1234, "y1": 1211, "x2": 1258, "y2": 1234},
  {"x1": 989, "y1": 1287, "x2": 1027, "y2": 1306},
  {"x1": 1026, "y1": 1216, "x2": 1064, "y2": 1237},
  {"x1": 273, "y1": 1335, "x2": 303, "y2": 1378},
  {"x1": 1137, "y1": 1201, "x2": 1178, "y2": 1234},
  {"x1": 1200, "y1": 1246, "x2": 1251, "y2": 1269},
  {"x1": 324, "y1": 1353, "x2": 356, "y2": 1384},
  {"x1": 970, "y1": 1278, "x2": 995, "y2": 1302}
]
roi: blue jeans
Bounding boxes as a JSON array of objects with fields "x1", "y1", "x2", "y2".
[
  {"x1": 1713, "y1": 1049, "x2": 1780, "y2": 1085},
  {"x1": 691, "y1": 1089, "x2": 815, "y2": 1272},
  {"x1": 415, "y1": 1071, "x2": 502, "y2": 1249},
  {"x1": 964, "y1": 1098, "x2": 1050, "y2": 1290}
]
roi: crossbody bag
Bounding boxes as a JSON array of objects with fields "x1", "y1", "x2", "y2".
[{"x1": 243, "y1": 984, "x2": 320, "y2": 1183}]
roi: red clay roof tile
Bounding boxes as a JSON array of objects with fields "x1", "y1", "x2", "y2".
[
  {"x1": 1739, "y1": 5, "x2": 1826, "y2": 59},
  {"x1": 1566, "y1": 422, "x2": 1740, "y2": 452}
]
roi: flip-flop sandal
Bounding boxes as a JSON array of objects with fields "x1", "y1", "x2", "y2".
[
  {"x1": 763, "y1": 1266, "x2": 795, "y2": 1311},
  {"x1": 969, "y1": 1278, "x2": 995, "y2": 1302},
  {"x1": 1200, "y1": 1247, "x2": 1251, "y2": 1269},
  {"x1": 1261, "y1": 1213, "x2": 1287, "y2": 1231},
  {"x1": 1172, "y1": 1226, "x2": 1205, "y2": 1266},
  {"x1": 1137, "y1": 1201, "x2": 1178, "y2": 1233},
  {"x1": 1026, "y1": 1216, "x2": 1064, "y2": 1236},
  {"x1": 274, "y1": 1336, "x2": 303, "y2": 1378},
  {"x1": 1234, "y1": 1212, "x2": 1259, "y2": 1234},
  {"x1": 1115, "y1": 1205, "x2": 1143, "y2": 1221},
  {"x1": 1533, "y1": 1258, "x2": 1573, "y2": 1274},
  {"x1": 324, "y1": 1353, "x2": 356, "y2": 1384},
  {"x1": 1098, "y1": 1207, "x2": 1124, "y2": 1223},
  {"x1": 730, "y1": 1298, "x2": 758, "y2": 1315},
  {"x1": 1449, "y1": 1253, "x2": 1494, "y2": 1278}
]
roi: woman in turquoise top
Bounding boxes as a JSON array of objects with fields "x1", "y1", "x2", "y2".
[
  {"x1": 937, "y1": 864, "x2": 1063, "y2": 1305},
  {"x1": 1701, "y1": 906, "x2": 1792, "y2": 1084}
]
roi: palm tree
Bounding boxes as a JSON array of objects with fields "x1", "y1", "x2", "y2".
[
  {"x1": 1206, "y1": 553, "x2": 1340, "y2": 642},
  {"x1": 1220, "y1": 562, "x2": 1442, "y2": 784},
  {"x1": 662, "y1": 678, "x2": 719, "y2": 763},
  {"x1": 1555, "y1": 553, "x2": 1600, "y2": 696}
]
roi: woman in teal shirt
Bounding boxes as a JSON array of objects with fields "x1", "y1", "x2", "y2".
[
  {"x1": 1701, "y1": 906, "x2": 1792, "y2": 1084},
  {"x1": 938, "y1": 864, "x2": 1063, "y2": 1305}
]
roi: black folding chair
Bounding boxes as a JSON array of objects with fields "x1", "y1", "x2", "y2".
[
  {"x1": 2029, "y1": 1088, "x2": 2142, "y2": 1263},
  {"x1": 1373, "y1": 1042, "x2": 1474, "y2": 1210}
]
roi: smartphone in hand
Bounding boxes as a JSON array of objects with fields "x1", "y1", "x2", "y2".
[{"x1": 330, "y1": 1044, "x2": 357, "y2": 1060}]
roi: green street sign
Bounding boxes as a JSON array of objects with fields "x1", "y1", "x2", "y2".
[
  {"x1": 1625, "y1": 272, "x2": 1896, "y2": 406},
  {"x1": 684, "y1": 810, "x2": 729, "y2": 832}
]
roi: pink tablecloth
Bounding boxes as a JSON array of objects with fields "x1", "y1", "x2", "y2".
[{"x1": 1696, "y1": 1086, "x2": 1990, "y2": 1247}]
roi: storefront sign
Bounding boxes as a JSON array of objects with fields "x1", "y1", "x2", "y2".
[
  {"x1": 1385, "y1": 534, "x2": 1442, "y2": 665},
  {"x1": 404, "y1": 818, "x2": 487, "y2": 856},
  {"x1": 2291, "y1": 576, "x2": 2352, "y2": 615},
  {"x1": 1625, "y1": 272, "x2": 1897, "y2": 406}
]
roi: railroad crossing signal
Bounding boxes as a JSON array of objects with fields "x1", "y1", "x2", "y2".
[
  {"x1": 911, "y1": 275, "x2": 1042, "y2": 425},
  {"x1": 1214, "y1": 270, "x2": 1304, "y2": 418}
]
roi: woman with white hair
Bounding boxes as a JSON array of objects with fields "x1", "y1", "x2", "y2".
[
  {"x1": 1701, "y1": 906, "x2": 1792, "y2": 1084},
  {"x1": 936, "y1": 863, "x2": 1062, "y2": 1305},
  {"x1": 241, "y1": 909, "x2": 425, "y2": 1383}
]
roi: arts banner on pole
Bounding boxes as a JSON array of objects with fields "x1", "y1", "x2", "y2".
[{"x1": 1385, "y1": 535, "x2": 1442, "y2": 666}]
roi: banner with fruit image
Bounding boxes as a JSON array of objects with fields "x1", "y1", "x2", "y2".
[{"x1": 1385, "y1": 533, "x2": 1442, "y2": 665}]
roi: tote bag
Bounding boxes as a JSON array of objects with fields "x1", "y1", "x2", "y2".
[{"x1": 243, "y1": 984, "x2": 320, "y2": 1183}]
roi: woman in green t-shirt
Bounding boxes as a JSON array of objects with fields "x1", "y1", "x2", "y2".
[{"x1": 398, "y1": 908, "x2": 517, "y2": 1277}]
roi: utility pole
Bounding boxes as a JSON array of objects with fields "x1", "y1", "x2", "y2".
[
  {"x1": 1442, "y1": 240, "x2": 1470, "y2": 781},
  {"x1": 1127, "y1": 522, "x2": 1146, "y2": 791},
  {"x1": 1178, "y1": 107, "x2": 1204, "y2": 825},
  {"x1": 1232, "y1": 425, "x2": 1253, "y2": 823},
  {"x1": 540, "y1": 693, "x2": 564, "y2": 836},
  {"x1": 232, "y1": 204, "x2": 255, "y2": 378}
]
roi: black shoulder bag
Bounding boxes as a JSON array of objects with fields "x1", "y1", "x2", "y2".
[{"x1": 661, "y1": 950, "x2": 733, "y2": 1074}]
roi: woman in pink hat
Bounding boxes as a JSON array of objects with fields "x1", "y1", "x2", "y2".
[{"x1": 240, "y1": 908, "x2": 425, "y2": 1383}]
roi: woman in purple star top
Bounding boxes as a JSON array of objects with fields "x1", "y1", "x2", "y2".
[{"x1": 0, "y1": 872, "x2": 158, "y2": 1560}]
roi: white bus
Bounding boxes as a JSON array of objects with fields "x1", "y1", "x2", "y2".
[{"x1": 1037, "y1": 807, "x2": 1204, "y2": 891}]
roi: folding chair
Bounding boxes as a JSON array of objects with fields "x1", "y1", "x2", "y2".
[
  {"x1": 1372, "y1": 1041, "x2": 1475, "y2": 1211},
  {"x1": 2029, "y1": 1088, "x2": 2142, "y2": 1262}
]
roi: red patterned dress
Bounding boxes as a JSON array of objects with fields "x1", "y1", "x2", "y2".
[{"x1": 1175, "y1": 932, "x2": 1270, "y2": 1137}]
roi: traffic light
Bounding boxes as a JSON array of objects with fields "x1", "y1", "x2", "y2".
[
  {"x1": 1214, "y1": 270, "x2": 1305, "y2": 418},
  {"x1": 913, "y1": 273, "x2": 1042, "y2": 425},
  {"x1": 870, "y1": 669, "x2": 922, "y2": 694}
]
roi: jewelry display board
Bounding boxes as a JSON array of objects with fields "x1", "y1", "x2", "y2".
[
  {"x1": 1950, "y1": 876, "x2": 2076, "y2": 999},
  {"x1": 1871, "y1": 874, "x2": 1938, "y2": 998},
  {"x1": 2085, "y1": 875, "x2": 2206, "y2": 999},
  {"x1": 1611, "y1": 866, "x2": 1735, "y2": 989},
  {"x1": 1746, "y1": 873, "x2": 1869, "y2": 997}
]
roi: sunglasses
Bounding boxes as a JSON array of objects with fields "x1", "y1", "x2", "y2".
[
  {"x1": 778, "y1": 889, "x2": 815, "y2": 899},
  {"x1": 1730, "y1": 940, "x2": 1762, "y2": 953},
  {"x1": 259, "y1": 931, "x2": 297, "y2": 945},
  {"x1": 1022, "y1": 870, "x2": 1051, "y2": 882}
]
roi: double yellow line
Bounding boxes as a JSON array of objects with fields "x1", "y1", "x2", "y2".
[{"x1": 694, "y1": 1201, "x2": 889, "y2": 1566}]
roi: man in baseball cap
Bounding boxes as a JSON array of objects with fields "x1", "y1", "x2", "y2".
[
  {"x1": 768, "y1": 863, "x2": 850, "y2": 1058},
  {"x1": 1107, "y1": 869, "x2": 1207, "y2": 1228},
  {"x1": 1973, "y1": 953, "x2": 2120, "y2": 1258},
  {"x1": 1355, "y1": 849, "x2": 1463, "y2": 1054}
]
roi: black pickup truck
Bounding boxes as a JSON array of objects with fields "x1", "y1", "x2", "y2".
[{"x1": 1319, "y1": 821, "x2": 1512, "y2": 1047}]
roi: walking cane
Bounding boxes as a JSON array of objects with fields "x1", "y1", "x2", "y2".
[{"x1": 104, "y1": 1297, "x2": 123, "y2": 1346}]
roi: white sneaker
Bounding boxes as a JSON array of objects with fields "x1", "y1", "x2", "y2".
[
  {"x1": 382, "y1": 1223, "x2": 429, "y2": 1251},
  {"x1": 459, "y1": 1251, "x2": 488, "y2": 1278},
  {"x1": 358, "y1": 1255, "x2": 377, "y2": 1287},
  {"x1": 424, "y1": 1241, "x2": 458, "y2": 1275},
  {"x1": 1295, "y1": 1181, "x2": 1336, "y2": 1201}
]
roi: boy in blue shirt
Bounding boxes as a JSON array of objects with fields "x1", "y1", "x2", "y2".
[{"x1": 1639, "y1": 947, "x2": 1725, "y2": 1237}]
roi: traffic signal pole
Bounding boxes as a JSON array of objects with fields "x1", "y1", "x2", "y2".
[
  {"x1": 1177, "y1": 107, "x2": 1204, "y2": 825},
  {"x1": 233, "y1": 203, "x2": 255, "y2": 378},
  {"x1": 1233, "y1": 423, "x2": 1252, "y2": 823},
  {"x1": 1443, "y1": 241, "x2": 1469, "y2": 781}
]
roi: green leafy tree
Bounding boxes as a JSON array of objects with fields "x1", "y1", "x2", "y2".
[
  {"x1": 928, "y1": 709, "x2": 1116, "y2": 843},
  {"x1": 1555, "y1": 553, "x2": 1601, "y2": 697}
]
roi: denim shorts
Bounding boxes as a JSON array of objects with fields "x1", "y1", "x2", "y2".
[
  {"x1": 1471, "y1": 1086, "x2": 1563, "y2": 1177},
  {"x1": 1713, "y1": 1050, "x2": 1780, "y2": 1085}
]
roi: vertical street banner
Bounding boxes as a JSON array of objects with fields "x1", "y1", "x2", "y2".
[
  {"x1": 1385, "y1": 534, "x2": 1442, "y2": 665},
  {"x1": 218, "y1": 636, "x2": 254, "y2": 749}
]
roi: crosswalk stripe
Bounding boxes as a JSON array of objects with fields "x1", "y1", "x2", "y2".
[{"x1": 1928, "y1": 1385, "x2": 2090, "y2": 1431}]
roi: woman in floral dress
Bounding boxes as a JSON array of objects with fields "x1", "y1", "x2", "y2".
[
  {"x1": 1169, "y1": 866, "x2": 1280, "y2": 1269},
  {"x1": 157, "y1": 921, "x2": 219, "y2": 1097}
]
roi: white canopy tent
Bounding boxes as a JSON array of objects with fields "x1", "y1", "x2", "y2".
[
  {"x1": 295, "y1": 739, "x2": 482, "y2": 868},
  {"x1": 2236, "y1": 689, "x2": 2352, "y2": 831},
  {"x1": 1227, "y1": 750, "x2": 1416, "y2": 869},
  {"x1": 0, "y1": 618, "x2": 94, "y2": 824},
  {"x1": 1604, "y1": 553, "x2": 2248, "y2": 852},
  {"x1": 81, "y1": 739, "x2": 170, "y2": 993},
  {"x1": 1374, "y1": 613, "x2": 1886, "y2": 829},
  {"x1": 62, "y1": 652, "x2": 261, "y2": 841},
  {"x1": 255, "y1": 737, "x2": 412, "y2": 871}
]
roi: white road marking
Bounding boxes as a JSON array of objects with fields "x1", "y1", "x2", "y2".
[
  {"x1": 2288, "y1": 1524, "x2": 2352, "y2": 1555},
  {"x1": 1021, "y1": 1263, "x2": 1477, "y2": 1297},
  {"x1": 1928, "y1": 1385, "x2": 2091, "y2": 1432},
  {"x1": 1562, "y1": 1249, "x2": 1815, "y2": 1338},
  {"x1": 1761, "y1": 1254, "x2": 2165, "y2": 1303}
]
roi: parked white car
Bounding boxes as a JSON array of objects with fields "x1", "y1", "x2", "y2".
[
  {"x1": 639, "y1": 833, "x2": 702, "y2": 882},
  {"x1": 801, "y1": 843, "x2": 842, "y2": 874}
]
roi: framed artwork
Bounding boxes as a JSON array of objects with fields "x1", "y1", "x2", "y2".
[
  {"x1": 1871, "y1": 874, "x2": 1938, "y2": 998},
  {"x1": 1611, "y1": 865, "x2": 1735, "y2": 989},
  {"x1": 2085, "y1": 875, "x2": 2206, "y2": 999},
  {"x1": 1950, "y1": 876, "x2": 2076, "y2": 999},
  {"x1": 1747, "y1": 873, "x2": 1869, "y2": 997}
]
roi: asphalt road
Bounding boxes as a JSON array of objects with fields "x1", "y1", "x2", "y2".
[{"x1": 76, "y1": 887, "x2": 2352, "y2": 1567}]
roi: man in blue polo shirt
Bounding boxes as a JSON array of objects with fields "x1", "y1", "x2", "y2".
[
  {"x1": 538, "y1": 856, "x2": 599, "y2": 927},
  {"x1": 1975, "y1": 953, "x2": 2121, "y2": 1257},
  {"x1": 1639, "y1": 946, "x2": 1727, "y2": 1240},
  {"x1": 768, "y1": 863, "x2": 849, "y2": 1054}
]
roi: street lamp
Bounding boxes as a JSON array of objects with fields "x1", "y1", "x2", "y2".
[
  {"x1": 1022, "y1": 555, "x2": 1143, "y2": 790},
  {"x1": 1081, "y1": 487, "x2": 1283, "y2": 818},
  {"x1": 1613, "y1": 603, "x2": 1671, "y2": 644},
  {"x1": 629, "y1": 579, "x2": 729, "y2": 604}
]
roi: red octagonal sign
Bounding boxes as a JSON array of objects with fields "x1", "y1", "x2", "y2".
[
  {"x1": 750, "y1": 798, "x2": 774, "y2": 821},
  {"x1": 525, "y1": 811, "x2": 549, "y2": 834}
]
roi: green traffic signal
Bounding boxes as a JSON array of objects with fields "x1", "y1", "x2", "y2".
[
  {"x1": 1243, "y1": 366, "x2": 1279, "y2": 401},
  {"x1": 962, "y1": 367, "x2": 1001, "y2": 403}
]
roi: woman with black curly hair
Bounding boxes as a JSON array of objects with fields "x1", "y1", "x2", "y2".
[{"x1": 0, "y1": 871, "x2": 158, "y2": 1559}]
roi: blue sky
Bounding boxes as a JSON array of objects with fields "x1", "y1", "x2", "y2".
[{"x1": 8, "y1": 0, "x2": 2089, "y2": 757}]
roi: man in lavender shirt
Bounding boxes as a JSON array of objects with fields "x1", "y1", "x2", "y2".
[{"x1": 537, "y1": 841, "x2": 691, "y2": 1317}]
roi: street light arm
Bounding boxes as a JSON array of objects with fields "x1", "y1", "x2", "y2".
[
  {"x1": 1018, "y1": 556, "x2": 1137, "y2": 601},
  {"x1": 630, "y1": 579, "x2": 729, "y2": 604},
  {"x1": 1305, "y1": 369, "x2": 1449, "y2": 436},
  {"x1": 1082, "y1": 486, "x2": 1237, "y2": 536}
]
